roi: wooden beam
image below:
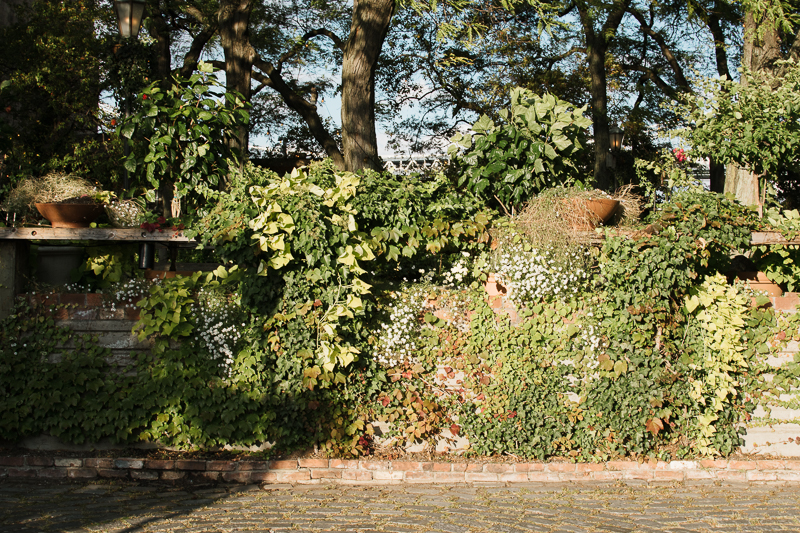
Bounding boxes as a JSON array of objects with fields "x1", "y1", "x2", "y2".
[
  {"x1": 0, "y1": 227, "x2": 195, "y2": 243},
  {"x1": 750, "y1": 231, "x2": 800, "y2": 246},
  {"x1": 1, "y1": 227, "x2": 796, "y2": 246}
]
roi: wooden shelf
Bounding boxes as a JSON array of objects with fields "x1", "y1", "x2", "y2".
[
  {"x1": 750, "y1": 231, "x2": 800, "y2": 246},
  {"x1": 0, "y1": 227, "x2": 194, "y2": 243}
]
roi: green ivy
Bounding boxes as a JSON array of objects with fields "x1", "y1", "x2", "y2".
[{"x1": 448, "y1": 87, "x2": 591, "y2": 211}]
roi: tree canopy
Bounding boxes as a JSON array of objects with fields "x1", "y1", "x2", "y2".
[{"x1": 1, "y1": 0, "x2": 797, "y2": 194}]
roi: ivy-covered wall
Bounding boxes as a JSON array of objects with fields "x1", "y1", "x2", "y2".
[{"x1": 3, "y1": 162, "x2": 800, "y2": 461}]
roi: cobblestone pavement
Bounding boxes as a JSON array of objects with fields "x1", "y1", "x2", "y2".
[{"x1": 2, "y1": 480, "x2": 800, "y2": 533}]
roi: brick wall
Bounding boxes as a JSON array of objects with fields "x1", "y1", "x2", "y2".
[
  {"x1": 1, "y1": 455, "x2": 799, "y2": 485},
  {"x1": 12, "y1": 287, "x2": 800, "y2": 457}
]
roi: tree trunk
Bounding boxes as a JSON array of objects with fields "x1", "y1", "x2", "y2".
[
  {"x1": 724, "y1": 10, "x2": 783, "y2": 207},
  {"x1": 709, "y1": 158, "x2": 725, "y2": 193},
  {"x1": 586, "y1": 37, "x2": 611, "y2": 191},
  {"x1": 724, "y1": 164, "x2": 759, "y2": 204},
  {"x1": 707, "y1": 0, "x2": 731, "y2": 80},
  {"x1": 576, "y1": 0, "x2": 628, "y2": 192},
  {"x1": 218, "y1": 0, "x2": 255, "y2": 159},
  {"x1": 147, "y1": 11, "x2": 172, "y2": 90},
  {"x1": 340, "y1": 0, "x2": 395, "y2": 172}
]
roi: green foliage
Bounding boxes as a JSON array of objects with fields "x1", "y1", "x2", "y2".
[
  {"x1": 80, "y1": 245, "x2": 139, "y2": 289},
  {"x1": 195, "y1": 162, "x2": 375, "y2": 387},
  {"x1": 0, "y1": 0, "x2": 124, "y2": 190},
  {"x1": 751, "y1": 209, "x2": 800, "y2": 291},
  {"x1": 0, "y1": 300, "x2": 130, "y2": 444},
  {"x1": 194, "y1": 160, "x2": 491, "y2": 387},
  {"x1": 0, "y1": 177, "x2": 793, "y2": 459},
  {"x1": 634, "y1": 148, "x2": 703, "y2": 210},
  {"x1": 351, "y1": 170, "x2": 493, "y2": 260},
  {"x1": 370, "y1": 190, "x2": 776, "y2": 459},
  {"x1": 0, "y1": 283, "x2": 330, "y2": 451},
  {"x1": 681, "y1": 274, "x2": 763, "y2": 455},
  {"x1": 448, "y1": 87, "x2": 592, "y2": 211},
  {"x1": 677, "y1": 62, "x2": 800, "y2": 203},
  {"x1": 120, "y1": 62, "x2": 250, "y2": 215}
]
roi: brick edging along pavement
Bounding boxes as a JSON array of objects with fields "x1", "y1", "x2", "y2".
[{"x1": 2, "y1": 456, "x2": 800, "y2": 484}]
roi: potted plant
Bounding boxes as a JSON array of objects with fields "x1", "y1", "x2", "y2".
[
  {"x1": 3, "y1": 172, "x2": 113, "y2": 228},
  {"x1": 105, "y1": 197, "x2": 146, "y2": 229}
]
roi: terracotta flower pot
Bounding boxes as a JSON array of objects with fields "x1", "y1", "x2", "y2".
[
  {"x1": 736, "y1": 271, "x2": 783, "y2": 297},
  {"x1": 568, "y1": 198, "x2": 620, "y2": 231},
  {"x1": 484, "y1": 273, "x2": 507, "y2": 297},
  {"x1": 35, "y1": 202, "x2": 104, "y2": 228}
]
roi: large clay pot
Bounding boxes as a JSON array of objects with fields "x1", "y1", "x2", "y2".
[
  {"x1": 736, "y1": 271, "x2": 783, "y2": 297},
  {"x1": 568, "y1": 198, "x2": 620, "y2": 231},
  {"x1": 35, "y1": 202, "x2": 104, "y2": 228}
]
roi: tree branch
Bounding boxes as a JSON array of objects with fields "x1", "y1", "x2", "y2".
[
  {"x1": 545, "y1": 46, "x2": 583, "y2": 69},
  {"x1": 184, "y1": 5, "x2": 207, "y2": 25},
  {"x1": 252, "y1": 54, "x2": 345, "y2": 169},
  {"x1": 178, "y1": 24, "x2": 218, "y2": 77},
  {"x1": 276, "y1": 28, "x2": 344, "y2": 73},
  {"x1": 623, "y1": 63, "x2": 682, "y2": 101},
  {"x1": 251, "y1": 69, "x2": 275, "y2": 94},
  {"x1": 627, "y1": 7, "x2": 692, "y2": 92},
  {"x1": 558, "y1": 1, "x2": 576, "y2": 17}
]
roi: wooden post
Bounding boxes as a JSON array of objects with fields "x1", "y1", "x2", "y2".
[{"x1": 0, "y1": 241, "x2": 29, "y2": 321}]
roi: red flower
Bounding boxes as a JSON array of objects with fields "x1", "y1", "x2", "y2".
[
  {"x1": 142, "y1": 94, "x2": 148, "y2": 100},
  {"x1": 110, "y1": 118, "x2": 117, "y2": 126},
  {"x1": 157, "y1": 216, "x2": 167, "y2": 224}
]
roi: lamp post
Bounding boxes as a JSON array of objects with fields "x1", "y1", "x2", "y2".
[
  {"x1": 114, "y1": 0, "x2": 146, "y2": 39},
  {"x1": 606, "y1": 124, "x2": 624, "y2": 169},
  {"x1": 114, "y1": 1, "x2": 152, "y2": 268},
  {"x1": 113, "y1": 0, "x2": 145, "y2": 192}
]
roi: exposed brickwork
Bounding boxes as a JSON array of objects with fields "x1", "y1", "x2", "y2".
[
  {"x1": 114, "y1": 458, "x2": 143, "y2": 469},
  {"x1": 144, "y1": 459, "x2": 174, "y2": 470},
  {"x1": 1, "y1": 454, "x2": 795, "y2": 485},
  {"x1": 174, "y1": 460, "x2": 206, "y2": 471},
  {"x1": 206, "y1": 460, "x2": 236, "y2": 471},
  {"x1": 25, "y1": 456, "x2": 54, "y2": 467},
  {"x1": 53, "y1": 458, "x2": 82, "y2": 468},
  {"x1": 23, "y1": 293, "x2": 142, "y2": 320}
]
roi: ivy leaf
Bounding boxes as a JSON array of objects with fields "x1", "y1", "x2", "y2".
[{"x1": 645, "y1": 417, "x2": 664, "y2": 436}]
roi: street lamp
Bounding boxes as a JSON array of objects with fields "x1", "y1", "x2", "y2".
[
  {"x1": 609, "y1": 125, "x2": 624, "y2": 152},
  {"x1": 606, "y1": 124, "x2": 625, "y2": 169},
  {"x1": 114, "y1": 0, "x2": 146, "y2": 39}
]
